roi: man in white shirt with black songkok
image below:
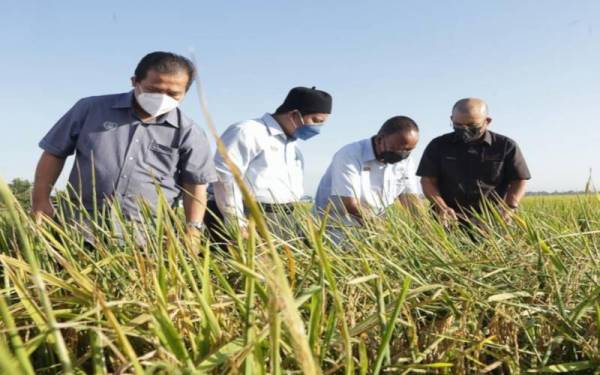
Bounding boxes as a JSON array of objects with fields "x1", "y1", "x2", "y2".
[
  {"x1": 206, "y1": 86, "x2": 332, "y2": 240},
  {"x1": 314, "y1": 116, "x2": 421, "y2": 243}
]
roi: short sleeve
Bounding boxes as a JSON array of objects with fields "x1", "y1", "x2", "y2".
[
  {"x1": 39, "y1": 99, "x2": 89, "y2": 157},
  {"x1": 178, "y1": 124, "x2": 218, "y2": 184},
  {"x1": 213, "y1": 124, "x2": 257, "y2": 179},
  {"x1": 504, "y1": 142, "x2": 531, "y2": 181},
  {"x1": 400, "y1": 157, "x2": 419, "y2": 194},
  {"x1": 416, "y1": 139, "x2": 441, "y2": 178},
  {"x1": 330, "y1": 151, "x2": 362, "y2": 198},
  {"x1": 212, "y1": 123, "x2": 260, "y2": 226}
]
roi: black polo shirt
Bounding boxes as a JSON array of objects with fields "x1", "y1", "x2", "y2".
[{"x1": 416, "y1": 131, "x2": 531, "y2": 212}]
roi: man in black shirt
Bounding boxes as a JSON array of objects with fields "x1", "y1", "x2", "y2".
[{"x1": 417, "y1": 98, "x2": 531, "y2": 223}]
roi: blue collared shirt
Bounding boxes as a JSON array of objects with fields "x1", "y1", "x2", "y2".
[{"x1": 39, "y1": 91, "x2": 217, "y2": 218}]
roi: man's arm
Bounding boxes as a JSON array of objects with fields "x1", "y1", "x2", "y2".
[
  {"x1": 397, "y1": 193, "x2": 423, "y2": 213},
  {"x1": 339, "y1": 196, "x2": 365, "y2": 225},
  {"x1": 213, "y1": 125, "x2": 255, "y2": 227},
  {"x1": 176, "y1": 124, "x2": 218, "y2": 231},
  {"x1": 504, "y1": 179, "x2": 527, "y2": 208},
  {"x1": 33, "y1": 98, "x2": 89, "y2": 220},
  {"x1": 420, "y1": 176, "x2": 457, "y2": 220},
  {"x1": 182, "y1": 183, "x2": 208, "y2": 230},
  {"x1": 416, "y1": 139, "x2": 457, "y2": 221},
  {"x1": 397, "y1": 159, "x2": 424, "y2": 213},
  {"x1": 31, "y1": 151, "x2": 66, "y2": 220},
  {"x1": 500, "y1": 140, "x2": 530, "y2": 221},
  {"x1": 326, "y1": 149, "x2": 366, "y2": 225}
]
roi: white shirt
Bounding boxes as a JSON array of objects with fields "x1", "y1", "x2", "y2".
[
  {"x1": 212, "y1": 113, "x2": 304, "y2": 224},
  {"x1": 315, "y1": 138, "x2": 418, "y2": 222}
]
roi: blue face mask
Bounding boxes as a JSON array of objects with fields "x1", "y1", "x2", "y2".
[{"x1": 292, "y1": 124, "x2": 322, "y2": 140}]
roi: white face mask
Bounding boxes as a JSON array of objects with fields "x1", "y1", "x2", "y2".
[{"x1": 135, "y1": 90, "x2": 179, "y2": 118}]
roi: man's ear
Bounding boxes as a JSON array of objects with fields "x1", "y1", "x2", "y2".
[
  {"x1": 486, "y1": 117, "x2": 493, "y2": 126},
  {"x1": 290, "y1": 110, "x2": 303, "y2": 129},
  {"x1": 373, "y1": 134, "x2": 383, "y2": 153}
]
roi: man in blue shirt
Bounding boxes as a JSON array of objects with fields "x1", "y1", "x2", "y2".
[{"x1": 31, "y1": 51, "x2": 217, "y2": 235}]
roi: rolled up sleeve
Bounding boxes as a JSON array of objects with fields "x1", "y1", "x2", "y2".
[
  {"x1": 39, "y1": 99, "x2": 88, "y2": 158},
  {"x1": 178, "y1": 125, "x2": 218, "y2": 185}
]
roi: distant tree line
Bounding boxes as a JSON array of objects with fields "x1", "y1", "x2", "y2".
[
  {"x1": 5, "y1": 178, "x2": 32, "y2": 210},
  {"x1": 1, "y1": 178, "x2": 594, "y2": 213},
  {"x1": 526, "y1": 190, "x2": 588, "y2": 196}
]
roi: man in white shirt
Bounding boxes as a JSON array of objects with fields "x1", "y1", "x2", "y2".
[
  {"x1": 314, "y1": 116, "x2": 420, "y2": 240},
  {"x1": 207, "y1": 86, "x2": 332, "y2": 240}
]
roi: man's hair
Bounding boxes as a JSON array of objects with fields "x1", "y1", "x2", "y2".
[
  {"x1": 378, "y1": 116, "x2": 419, "y2": 136},
  {"x1": 134, "y1": 51, "x2": 196, "y2": 91}
]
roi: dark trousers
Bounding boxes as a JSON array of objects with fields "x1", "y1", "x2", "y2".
[
  {"x1": 203, "y1": 200, "x2": 229, "y2": 248},
  {"x1": 203, "y1": 200, "x2": 297, "y2": 248}
]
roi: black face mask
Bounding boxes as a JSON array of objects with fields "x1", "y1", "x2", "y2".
[
  {"x1": 378, "y1": 150, "x2": 411, "y2": 164},
  {"x1": 453, "y1": 126, "x2": 484, "y2": 143}
]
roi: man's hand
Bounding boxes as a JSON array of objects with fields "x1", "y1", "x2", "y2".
[
  {"x1": 339, "y1": 196, "x2": 365, "y2": 225},
  {"x1": 185, "y1": 223, "x2": 203, "y2": 250},
  {"x1": 421, "y1": 176, "x2": 457, "y2": 226},
  {"x1": 499, "y1": 205, "x2": 516, "y2": 225},
  {"x1": 31, "y1": 198, "x2": 54, "y2": 224},
  {"x1": 438, "y1": 206, "x2": 458, "y2": 226},
  {"x1": 238, "y1": 225, "x2": 249, "y2": 240}
]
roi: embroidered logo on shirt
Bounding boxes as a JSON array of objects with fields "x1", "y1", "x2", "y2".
[
  {"x1": 150, "y1": 142, "x2": 175, "y2": 154},
  {"x1": 484, "y1": 153, "x2": 502, "y2": 161},
  {"x1": 103, "y1": 121, "x2": 119, "y2": 130}
]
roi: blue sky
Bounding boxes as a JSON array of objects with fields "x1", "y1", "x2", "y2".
[{"x1": 1, "y1": 1, "x2": 599, "y2": 194}]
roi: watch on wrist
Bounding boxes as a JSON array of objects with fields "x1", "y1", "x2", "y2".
[{"x1": 186, "y1": 220, "x2": 204, "y2": 231}]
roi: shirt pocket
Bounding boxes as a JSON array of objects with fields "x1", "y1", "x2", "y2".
[
  {"x1": 440, "y1": 156, "x2": 460, "y2": 179},
  {"x1": 482, "y1": 158, "x2": 504, "y2": 185},
  {"x1": 362, "y1": 169, "x2": 381, "y2": 208},
  {"x1": 79, "y1": 126, "x2": 122, "y2": 156},
  {"x1": 145, "y1": 141, "x2": 179, "y2": 177}
]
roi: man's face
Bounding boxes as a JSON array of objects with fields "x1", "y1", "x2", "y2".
[
  {"x1": 451, "y1": 111, "x2": 490, "y2": 132},
  {"x1": 290, "y1": 111, "x2": 329, "y2": 127},
  {"x1": 378, "y1": 130, "x2": 419, "y2": 154},
  {"x1": 132, "y1": 69, "x2": 189, "y2": 102},
  {"x1": 302, "y1": 112, "x2": 329, "y2": 125}
]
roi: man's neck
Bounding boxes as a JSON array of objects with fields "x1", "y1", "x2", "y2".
[
  {"x1": 370, "y1": 136, "x2": 381, "y2": 161},
  {"x1": 271, "y1": 113, "x2": 293, "y2": 138}
]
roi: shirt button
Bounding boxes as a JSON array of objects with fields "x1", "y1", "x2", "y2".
[
  {"x1": 135, "y1": 139, "x2": 140, "y2": 143},
  {"x1": 129, "y1": 157, "x2": 134, "y2": 160},
  {"x1": 122, "y1": 175, "x2": 127, "y2": 178}
]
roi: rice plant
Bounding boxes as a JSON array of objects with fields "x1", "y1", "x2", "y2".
[{"x1": 1, "y1": 176, "x2": 599, "y2": 374}]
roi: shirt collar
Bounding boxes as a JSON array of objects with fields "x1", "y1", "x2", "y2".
[
  {"x1": 361, "y1": 138, "x2": 377, "y2": 162},
  {"x1": 262, "y1": 113, "x2": 286, "y2": 137},
  {"x1": 451, "y1": 130, "x2": 493, "y2": 145},
  {"x1": 112, "y1": 91, "x2": 179, "y2": 128},
  {"x1": 482, "y1": 130, "x2": 493, "y2": 145}
]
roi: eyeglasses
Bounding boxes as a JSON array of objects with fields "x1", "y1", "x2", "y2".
[{"x1": 451, "y1": 120, "x2": 486, "y2": 129}]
